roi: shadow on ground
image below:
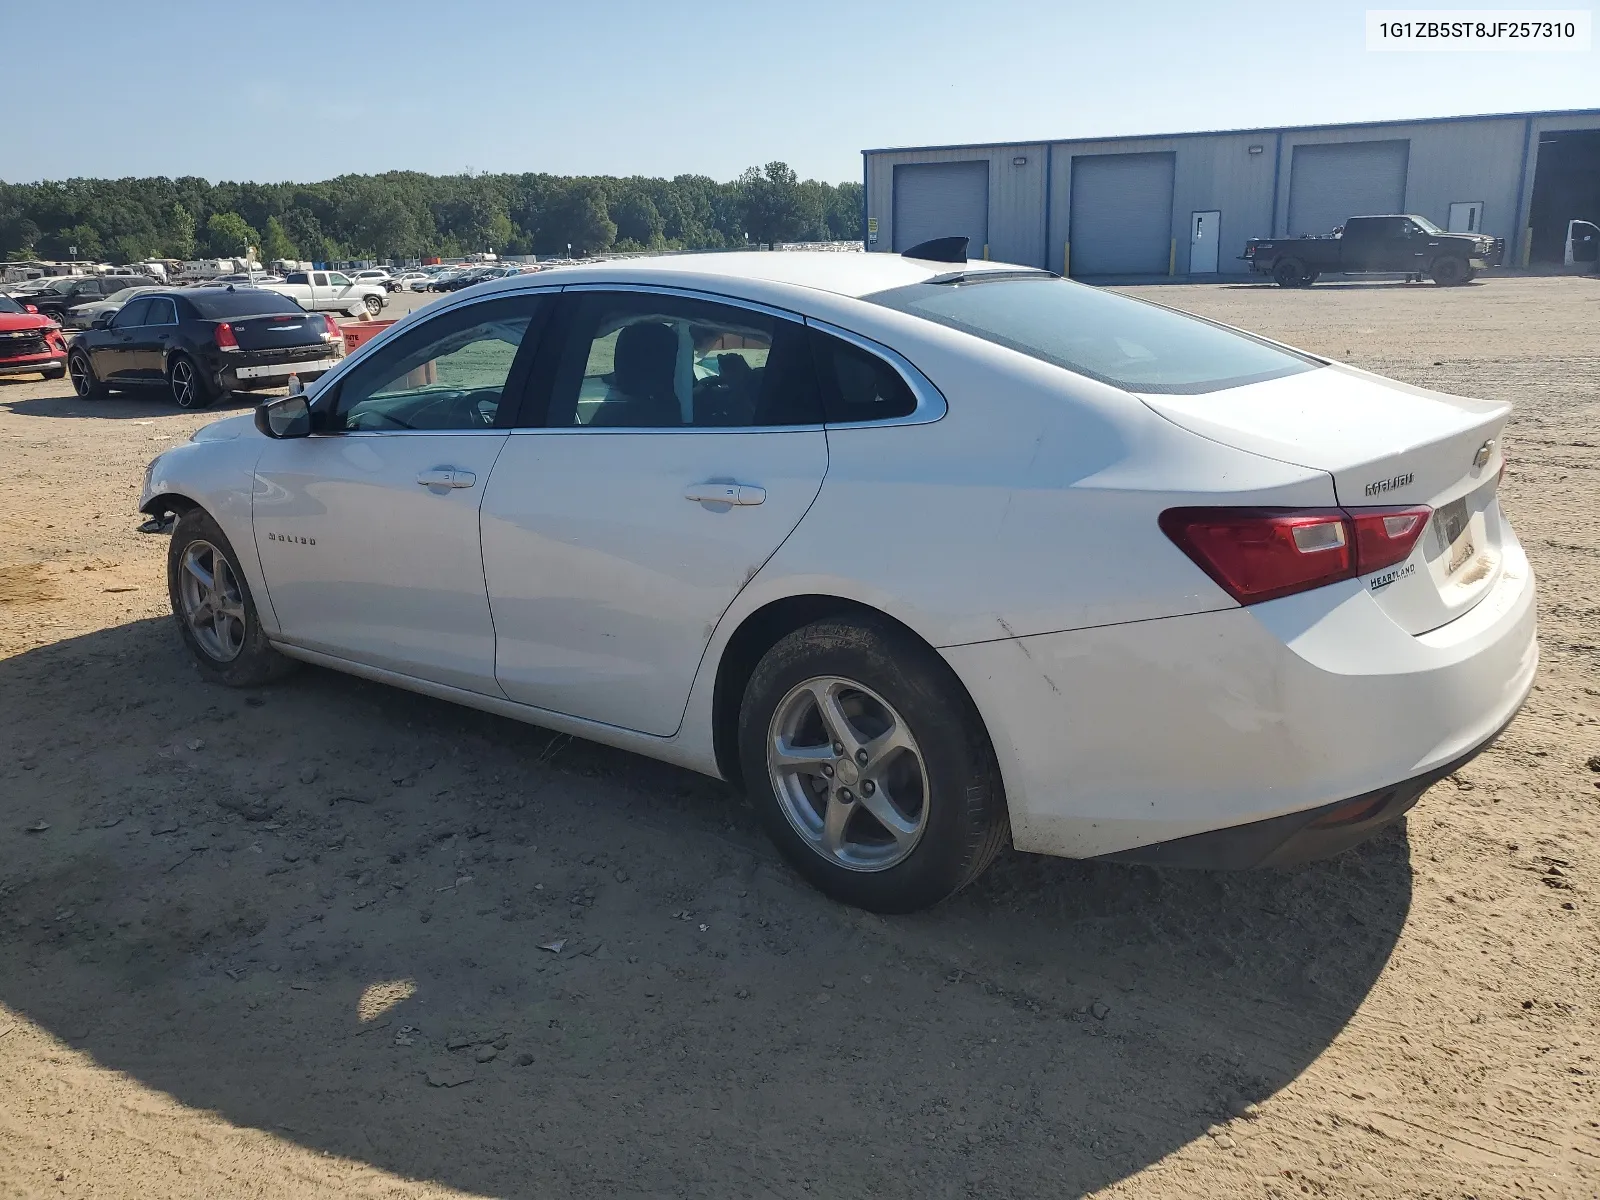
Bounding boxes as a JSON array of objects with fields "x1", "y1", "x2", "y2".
[
  {"x1": 0, "y1": 618, "x2": 1414, "y2": 1199},
  {"x1": 0, "y1": 379, "x2": 259, "y2": 418}
]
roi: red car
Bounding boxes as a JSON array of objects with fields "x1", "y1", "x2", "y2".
[{"x1": 0, "y1": 294, "x2": 68, "y2": 380}]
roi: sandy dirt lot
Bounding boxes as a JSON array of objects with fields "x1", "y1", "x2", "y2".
[{"x1": 1, "y1": 275, "x2": 1596, "y2": 1199}]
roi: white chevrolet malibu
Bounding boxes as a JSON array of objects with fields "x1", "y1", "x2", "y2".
[{"x1": 138, "y1": 241, "x2": 1537, "y2": 912}]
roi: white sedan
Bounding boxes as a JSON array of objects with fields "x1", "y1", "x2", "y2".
[{"x1": 136, "y1": 244, "x2": 1536, "y2": 912}]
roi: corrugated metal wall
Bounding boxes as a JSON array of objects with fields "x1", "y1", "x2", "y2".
[{"x1": 865, "y1": 110, "x2": 1599, "y2": 275}]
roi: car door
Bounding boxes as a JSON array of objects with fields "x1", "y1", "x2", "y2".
[
  {"x1": 327, "y1": 272, "x2": 356, "y2": 310},
  {"x1": 479, "y1": 286, "x2": 829, "y2": 736},
  {"x1": 126, "y1": 295, "x2": 178, "y2": 381},
  {"x1": 252, "y1": 292, "x2": 551, "y2": 693},
  {"x1": 92, "y1": 296, "x2": 153, "y2": 383}
]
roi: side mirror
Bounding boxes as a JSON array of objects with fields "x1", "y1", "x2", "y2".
[
  {"x1": 24, "y1": 304, "x2": 37, "y2": 314},
  {"x1": 93, "y1": 311, "x2": 114, "y2": 328},
  {"x1": 255, "y1": 394, "x2": 311, "y2": 439}
]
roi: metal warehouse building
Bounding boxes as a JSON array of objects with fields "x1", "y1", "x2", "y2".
[{"x1": 863, "y1": 108, "x2": 1600, "y2": 276}]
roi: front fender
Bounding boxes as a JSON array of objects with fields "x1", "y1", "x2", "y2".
[{"x1": 138, "y1": 435, "x2": 278, "y2": 634}]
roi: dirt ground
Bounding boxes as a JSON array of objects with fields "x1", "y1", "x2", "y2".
[{"x1": 1, "y1": 275, "x2": 1596, "y2": 1199}]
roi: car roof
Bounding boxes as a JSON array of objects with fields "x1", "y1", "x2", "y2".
[{"x1": 469, "y1": 251, "x2": 1034, "y2": 301}]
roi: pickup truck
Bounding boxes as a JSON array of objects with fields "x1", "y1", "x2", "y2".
[
  {"x1": 263, "y1": 270, "x2": 387, "y2": 317},
  {"x1": 1243, "y1": 214, "x2": 1502, "y2": 287}
]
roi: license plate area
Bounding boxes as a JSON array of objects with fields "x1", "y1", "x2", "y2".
[{"x1": 1432, "y1": 497, "x2": 1474, "y2": 573}]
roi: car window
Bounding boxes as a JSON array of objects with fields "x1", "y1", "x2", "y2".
[
  {"x1": 867, "y1": 276, "x2": 1321, "y2": 396},
  {"x1": 328, "y1": 272, "x2": 351, "y2": 286},
  {"x1": 328, "y1": 294, "x2": 544, "y2": 432},
  {"x1": 546, "y1": 291, "x2": 822, "y2": 429},
  {"x1": 112, "y1": 298, "x2": 154, "y2": 328},
  {"x1": 188, "y1": 290, "x2": 304, "y2": 318},
  {"x1": 145, "y1": 297, "x2": 178, "y2": 326},
  {"x1": 286, "y1": 273, "x2": 308, "y2": 285},
  {"x1": 0, "y1": 295, "x2": 22, "y2": 315},
  {"x1": 312, "y1": 273, "x2": 328, "y2": 286},
  {"x1": 808, "y1": 330, "x2": 919, "y2": 424}
]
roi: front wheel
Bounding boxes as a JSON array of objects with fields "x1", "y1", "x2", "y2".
[
  {"x1": 1430, "y1": 256, "x2": 1468, "y2": 286},
  {"x1": 364, "y1": 294, "x2": 383, "y2": 316},
  {"x1": 738, "y1": 617, "x2": 1008, "y2": 913},
  {"x1": 1272, "y1": 258, "x2": 1306, "y2": 288},
  {"x1": 168, "y1": 508, "x2": 297, "y2": 687},
  {"x1": 167, "y1": 354, "x2": 217, "y2": 409},
  {"x1": 67, "y1": 350, "x2": 106, "y2": 398}
]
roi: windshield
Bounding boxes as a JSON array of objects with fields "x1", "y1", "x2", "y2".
[
  {"x1": 1410, "y1": 214, "x2": 1444, "y2": 235},
  {"x1": 0, "y1": 295, "x2": 23, "y2": 315},
  {"x1": 106, "y1": 287, "x2": 147, "y2": 304},
  {"x1": 868, "y1": 276, "x2": 1322, "y2": 395}
]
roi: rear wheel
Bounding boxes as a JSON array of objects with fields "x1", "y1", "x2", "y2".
[
  {"x1": 168, "y1": 508, "x2": 297, "y2": 687},
  {"x1": 1430, "y1": 256, "x2": 1468, "y2": 286},
  {"x1": 67, "y1": 350, "x2": 106, "y2": 398},
  {"x1": 167, "y1": 353, "x2": 217, "y2": 409},
  {"x1": 738, "y1": 616, "x2": 1008, "y2": 913},
  {"x1": 1273, "y1": 258, "x2": 1306, "y2": 288}
]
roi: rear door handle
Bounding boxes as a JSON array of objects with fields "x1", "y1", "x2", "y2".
[
  {"x1": 416, "y1": 468, "x2": 476, "y2": 489},
  {"x1": 685, "y1": 482, "x2": 765, "y2": 506}
]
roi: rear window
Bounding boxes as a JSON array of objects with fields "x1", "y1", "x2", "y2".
[
  {"x1": 867, "y1": 276, "x2": 1321, "y2": 395},
  {"x1": 186, "y1": 290, "x2": 304, "y2": 319}
]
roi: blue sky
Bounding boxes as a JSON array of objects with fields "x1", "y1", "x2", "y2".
[{"x1": 2, "y1": 0, "x2": 1594, "y2": 184}]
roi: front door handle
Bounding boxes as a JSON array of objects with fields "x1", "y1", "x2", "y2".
[
  {"x1": 685, "y1": 482, "x2": 765, "y2": 506},
  {"x1": 416, "y1": 468, "x2": 476, "y2": 489}
]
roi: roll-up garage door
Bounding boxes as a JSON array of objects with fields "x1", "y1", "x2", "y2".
[
  {"x1": 1068, "y1": 152, "x2": 1176, "y2": 276},
  {"x1": 1286, "y1": 140, "x2": 1409, "y2": 236},
  {"x1": 892, "y1": 161, "x2": 989, "y2": 254}
]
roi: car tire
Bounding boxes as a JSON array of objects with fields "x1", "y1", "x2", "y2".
[
  {"x1": 167, "y1": 353, "x2": 216, "y2": 409},
  {"x1": 1273, "y1": 258, "x2": 1306, "y2": 288},
  {"x1": 1430, "y1": 256, "x2": 1468, "y2": 286},
  {"x1": 364, "y1": 294, "x2": 383, "y2": 316},
  {"x1": 737, "y1": 616, "x2": 1009, "y2": 913},
  {"x1": 168, "y1": 507, "x2": 297, "y2": 688},
  {"x1": 67, "y1": 350, "x2": 106, "y2": 398}
]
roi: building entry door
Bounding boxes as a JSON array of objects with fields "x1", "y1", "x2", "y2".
[
  {"x1": 1448, "y1": 202, "x2": 1484, "y2": 233},
  {"x1": 1189, "y1": 210, "x2": 1220, "y2": 273}
]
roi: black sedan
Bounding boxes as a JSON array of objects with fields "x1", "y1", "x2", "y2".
[{"x1": 66, "y1": 287, "x2": 346, "y2": 409}]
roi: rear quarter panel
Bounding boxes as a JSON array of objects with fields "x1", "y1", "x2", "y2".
[{"x1": 745, "y1": 301, "x2": 1336, "y2": 649}]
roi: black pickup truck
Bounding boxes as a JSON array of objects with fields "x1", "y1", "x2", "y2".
[{"x1": 1244, "y1": 215, "x2": 1502, "y2": 287}]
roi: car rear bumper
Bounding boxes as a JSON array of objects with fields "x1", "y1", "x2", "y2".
[
  {"x1": 941, "y1": 537, "x2": 1537, "y2": 862},
  {"x1": 209, "y1": 345, "x2": 344, "y2": 391}
]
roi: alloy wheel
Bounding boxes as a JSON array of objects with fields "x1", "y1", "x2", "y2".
[
  {"x1": 767, "y1": 675, "x2": 929, "y2": 872},
  {"x1": 68, "y1": 354, "x2": 92, "y2": 397},
  {"x1": 170, "y1": 359, "x2": 197, "y2": 407},
  {"x1": 178, "y1": 539, "x2": 246, "y2": 662}
]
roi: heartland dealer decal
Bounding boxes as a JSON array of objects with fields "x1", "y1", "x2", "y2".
[
  {"x1": 1369, "y1": 562, "x2": 1416, "y2": 591},
  {"x1": 1364, "y1": 471, "x2": 1414, "y2": 497}
]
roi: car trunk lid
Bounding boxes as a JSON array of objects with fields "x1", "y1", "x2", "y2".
[
  {"x1": 1138, "y1": 363, "x2": 1510, "y2": 634},
  {"x1": 221, "y1": 312, "x2": 332, "y2": 352}
]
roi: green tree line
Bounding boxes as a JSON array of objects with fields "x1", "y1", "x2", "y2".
[{"x1": 0, "y1": 162, "x2": 862, "y2": 263}]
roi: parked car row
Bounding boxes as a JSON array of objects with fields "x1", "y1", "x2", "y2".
[{"x1": 66, "y1": 285, "x2": 345, "y2": 409}]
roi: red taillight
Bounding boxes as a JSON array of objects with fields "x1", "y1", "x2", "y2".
[
  {"x1": 1160, "y1": 504, "x2": 1432, "y2": 605},
  {"x1": 321, "y1": 313, "x2": 341, "y2": 340},
  {"x1": 214, "y1": 322, "x2": 239, "y2": 351}
]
